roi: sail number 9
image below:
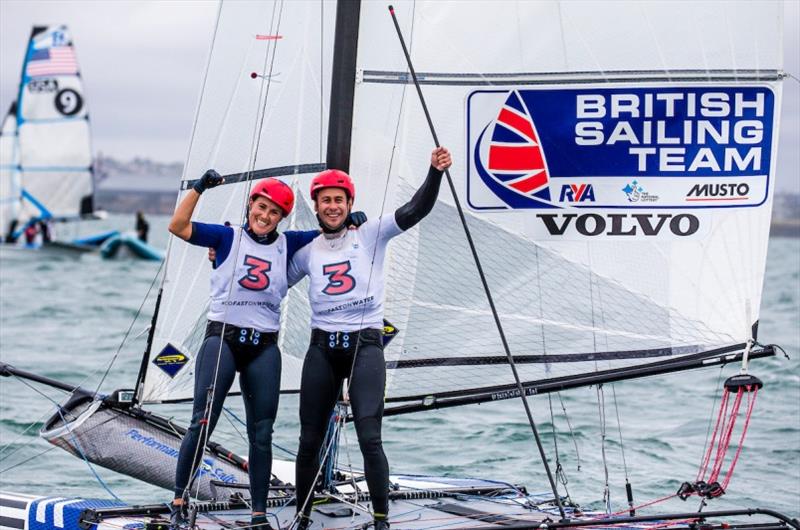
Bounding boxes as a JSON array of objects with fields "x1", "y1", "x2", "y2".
[{"x1": 55, "y1": 88, "x2": 83, "y2": 116}]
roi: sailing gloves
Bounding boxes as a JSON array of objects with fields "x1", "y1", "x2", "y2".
[
  {"x1": 193, "y1": 169, "x2": 224, "y2": 194},
  {"x1": 346, "y1": 211, "x2": 368, "y2": 228}
]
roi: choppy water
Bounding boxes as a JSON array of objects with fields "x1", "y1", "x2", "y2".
[{"x1": 0, "y1": 216, "x2": 798, "y2": 519}]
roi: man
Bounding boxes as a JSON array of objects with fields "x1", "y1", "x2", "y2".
[{"x1": 290, "y1": 147, "x2": 452, "y2": 529}]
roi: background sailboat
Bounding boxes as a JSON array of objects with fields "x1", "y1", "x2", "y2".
[
  {"x1": 0, "y1": 25, "x2": 105, "y2": 253},
  {"x1": 0, "y1": 1, "x2": 796, "y2": 529}
]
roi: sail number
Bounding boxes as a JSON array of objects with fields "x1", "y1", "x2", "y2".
[
  {"x1": 322, "y1": 261, "x2": 356, "y2": 295},
  {"x1": 28, "y1": 79, "x2": 59, "y2": 93},
  {"x1": 239, "y1": 255, "x2": 271, "y2": 291},
  {"x1": 55, "y1": 88, "x2": 83, "y2": 116}
]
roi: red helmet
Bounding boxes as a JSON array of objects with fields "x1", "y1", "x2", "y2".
[
  {"x1": 310, "y1": 169, "x2": 355, "y2": 200},
  {"x1": 250, "y1": 178, "x2": 295, "y2": 216}
]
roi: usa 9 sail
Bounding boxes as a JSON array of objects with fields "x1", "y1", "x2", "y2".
[
  {"x1": 14, "y1": 26, "x2": 95, "y2": 225},
  {"x1": 338, "y1": 1, "x2": 783, "y2": 413}
]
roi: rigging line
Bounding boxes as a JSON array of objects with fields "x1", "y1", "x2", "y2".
[
  {"x1": 0, "y1": 442, "x2": 57, "y2": 474},
  {"x1": 697, "y1": 366, "x2": 726, "y2": 473},
  {"x1": 0, "y1": 406, "x2": 56, "y2": 461},
  {"x1": 388, "y1": 5, "x2": 566, "y2": 520},
  {"x1": 596, "y1": 384, "x2": 611, "y2": 515},
  {"x1": 8, "y1": 376, "x2": 123, "y2": 501},
  {"x1": 92, "y1": 258, "x2": 164, "y2": 396},
  {"x1": 186, "y1": 0, "x2": 286, "y2": 502},
  {"x1": 160, "y1": 0, "x2": 225, "y2": 276},
  {"x1": 558, "y1": 393, "x2": 581, "y2": 471},
  {"x1": 610, "y1": 385, "x2": 629, "y2": 481}
]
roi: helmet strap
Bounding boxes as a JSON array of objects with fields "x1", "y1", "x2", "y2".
[
  {"x1": 245, "y1": 223, "x2": 279, "y2": 244},
  {"x1": 316, "y1": 213, "x2": 347, "y2": 235}
]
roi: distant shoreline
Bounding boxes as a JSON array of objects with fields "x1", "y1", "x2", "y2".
[{"x1": 96, "y1": 189, "x2": 800, "y2": 238}]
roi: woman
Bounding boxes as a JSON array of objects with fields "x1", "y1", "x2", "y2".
[
  {"x1": 167, "y1": 170, "x2": 317, "y2": 530},
  {"x1": 289, "y1": 147, "x2": 452, "y2": 529}
]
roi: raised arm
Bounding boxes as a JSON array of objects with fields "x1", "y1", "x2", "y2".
[
  {"x1": 394, "y1": 147, "x2": 452, "y2": 231},
  {"x1": 168, "y1": 169, "x2": 224, "y2": 240}
]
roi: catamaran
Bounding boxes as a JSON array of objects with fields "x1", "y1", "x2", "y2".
[
  {"x1": 0, "y1": 1, "x2": 796, "y2": 529},
  {"x1": 0, "y1": 25, "x2": 108, "y2": 256}
]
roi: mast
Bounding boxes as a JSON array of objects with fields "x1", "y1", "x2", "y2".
[{"x1": 326, "y1": 0, "x2": 361, "y2": 172}]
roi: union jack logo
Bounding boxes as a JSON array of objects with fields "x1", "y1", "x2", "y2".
[{"x1": 473, "y1": 90, "x2": 554, "y2": 209}]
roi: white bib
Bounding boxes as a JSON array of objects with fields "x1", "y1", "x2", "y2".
[
  {"x1": 208, "y1": 228, "x2": 288, "y2": 331},
  {"x1": 290, "y1": 215, "x2": 403, "y2": 332}
]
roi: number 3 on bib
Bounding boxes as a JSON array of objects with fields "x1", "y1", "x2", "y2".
[
  {"x1": 239, "y1": 255, "x2": 271, "y2": 290},
  {"x1": 322, "y1": 261, "x2": 356, "y2": 295}
]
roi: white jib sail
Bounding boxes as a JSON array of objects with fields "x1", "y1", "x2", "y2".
[
  {"x1": 142, "y1": 1, "x2": 335, "y2": 404},
  {"x1": 15, "y1": 25, "x2": 94, "y2": 223},
  {"x1": 343, "y1": 0, "x2": 783, "y2": 405}
]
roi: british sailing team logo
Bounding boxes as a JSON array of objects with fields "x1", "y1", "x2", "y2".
[{"x1": 472, "y1": 90, "x2": 553, "y2": 209}]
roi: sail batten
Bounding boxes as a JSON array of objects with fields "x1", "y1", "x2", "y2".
[{"x1": 362, "y1": 69, "x2": 785, "y2": 86}]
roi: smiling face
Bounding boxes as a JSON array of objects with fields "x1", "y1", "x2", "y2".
[
  {"x1": 248, "y1": 196, "x2": 284, "y2": 236},
  {"x1": 314, "y1": 187, "x2": 353, "y2": 231}
]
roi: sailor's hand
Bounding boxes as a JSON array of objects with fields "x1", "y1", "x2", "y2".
[
  {"x1": 208, "y1": 248, "x2": 217, "y2": 269},
  {"x1": 431, "y1": 147, "x2": 452, "y2": 171},
  {"x1": 193, "y1": 169, "x2": 224, "y2": 194},
  {"x1": 346, "y1": 211, "x2": 368, "y2": 229}
]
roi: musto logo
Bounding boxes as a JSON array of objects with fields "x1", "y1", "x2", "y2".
[{"x1": 466, "y1": 87, "x2": 775, "y2": 238}]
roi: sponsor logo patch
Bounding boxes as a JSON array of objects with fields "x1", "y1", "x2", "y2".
[
  {"x1": 152, "y1": 344, "x2": 189, "y2": 378},
  {"x1": 466, "y1": 86, "x2": 775, "y2": 238}
]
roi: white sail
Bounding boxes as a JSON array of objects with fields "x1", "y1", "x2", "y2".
[
  {"x1": 141, "y1": 1, "x2": 335, "y2": 403},
  {"x1": 141, "y1": 0, "x2": 783, "y2": 408},
  {"x1": 336, "y1": 0, "x2": 783, "y2": 407},
  {"x1": 0, "y1": 103, "x2": 20, "y2": 238},
  {"x1": 15, "y1": 25, "x2": 94, "y2": 223}
]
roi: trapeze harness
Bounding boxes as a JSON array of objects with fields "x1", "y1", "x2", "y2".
[
  {"x1": 291, "y1": 165, "x2": 444, "y2": 521},
  {"x1": 173, "y1": 223, "x2": 316, "y2": 512}
]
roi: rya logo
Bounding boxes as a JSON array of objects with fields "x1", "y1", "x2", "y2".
[{"x1": 559, "y1": 184, "x2": 595, "y2": 203}]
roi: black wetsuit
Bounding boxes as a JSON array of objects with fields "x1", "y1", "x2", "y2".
[
  {"x1": 294, "y1": 166, "x2": 443, "y2": 519},
  {"x1": 173, "y1": 323, "x2": 281, "y2": 512},
  {"x1": 174, "y1": 224, "x2": 316, "y2": 511}
]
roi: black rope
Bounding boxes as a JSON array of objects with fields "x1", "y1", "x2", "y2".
[{"x1": 387, "y1": 5, "x2": 565, "y2": 520}]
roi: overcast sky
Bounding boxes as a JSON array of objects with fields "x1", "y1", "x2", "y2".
[{"x1": 1, "y1": 0, "x2": 798, "y2": 193}]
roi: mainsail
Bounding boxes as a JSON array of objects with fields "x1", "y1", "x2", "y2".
[
  {"x1": 304, "y1": 1, "x2": 781, "y2": 413},
  {"x1": 139, "y1": 1, "x2": 781, "y2": 414},
  {"x1": 9, "y1": 25, "x2": 96, "y2": 230}
]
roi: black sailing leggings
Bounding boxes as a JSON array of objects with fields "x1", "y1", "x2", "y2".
[
  {"x1": 295, "y1": 334, "x2": 389, "y2": 518},
  {"x1": 173, "y1": 328, "x2": 281, "y2": 512}
]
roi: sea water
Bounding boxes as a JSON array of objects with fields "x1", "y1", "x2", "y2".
[{"x1": 0, "y1": 215, "x2": 797, "y2": 518}]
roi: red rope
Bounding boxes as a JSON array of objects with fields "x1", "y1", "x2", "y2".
[
  {"x1": 697, "y1": 389, "x2": 730, "y2": 481},
  {"x1": 721, "y1": 387, "x2": 758, "y2": 489},
  {"x1": 693, "y1": 382, "x2": 759, "y2": 495},
  {"x1": 708, "y1": 389, "x2": 743, "y2": 483}
]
